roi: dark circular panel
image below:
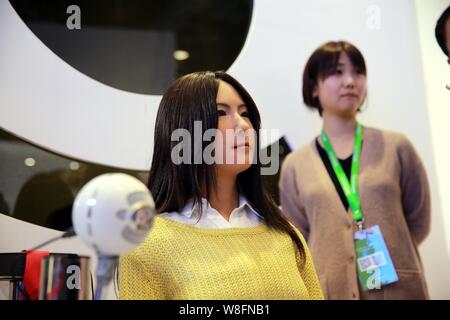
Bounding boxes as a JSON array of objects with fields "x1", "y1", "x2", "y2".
[{"x1": 10, "y1": 0, "x2": 253, "y2": 95}]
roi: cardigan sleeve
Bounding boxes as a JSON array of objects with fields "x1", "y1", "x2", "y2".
[
  {"x1": 397, "y1": 134, "x2": 431, "y2": 245},
  {"x1": 293, "y1": 226, "x2": 324, "y2": 300},
  {"x1": 118, "y1": 252, "x2": 165, "y2": 300},
  {"x1": 279, "y1": 155, "x2": 310, "y2": 240}
]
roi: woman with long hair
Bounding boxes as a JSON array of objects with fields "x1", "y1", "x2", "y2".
[{"x1": 119, "y1": 71, "x2": 323, "y2": 299}]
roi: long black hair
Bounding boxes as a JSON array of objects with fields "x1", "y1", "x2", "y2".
[{"x1": 148, "y1": 70, "x2": 305, "y2": 262}]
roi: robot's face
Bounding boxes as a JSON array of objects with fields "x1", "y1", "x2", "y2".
[
  {"x1": 131, "y1": 206, "x2": 153, "y2": 232},
  {"x1": 116, "y1": 191, "x2": 155, "y2": 244}
]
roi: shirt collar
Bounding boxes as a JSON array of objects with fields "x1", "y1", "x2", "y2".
[
  {"x1": 179, "y1": 195, "x2": 263, "y2": 219},
  {"x1": 236, "y1": 195, "x2": 262, "y2": 219}
]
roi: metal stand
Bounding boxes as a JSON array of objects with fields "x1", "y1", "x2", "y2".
[{"x1": 94, "y1": 254, "x2": 118, "y2": 300}]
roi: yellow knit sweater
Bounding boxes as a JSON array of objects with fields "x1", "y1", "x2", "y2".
[{"x1": 119, "y1": 216, "x2": 324, "y2": 300}]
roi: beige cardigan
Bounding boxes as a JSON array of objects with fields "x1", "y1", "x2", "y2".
[{"x1": 279, "y1": 126, "x2": 431, "y2": 300}]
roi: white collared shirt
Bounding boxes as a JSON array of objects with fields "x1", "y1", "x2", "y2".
[{"x1": 160, "y1": 195, "x2": 263, "y2": 228}]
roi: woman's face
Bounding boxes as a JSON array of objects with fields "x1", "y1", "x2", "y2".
[
  {"x1": 313, "y1": 53, "x2": 367, "y2": 118},
  {"x1": 214, "y1": 80, "x2": 255, "y2": 174}
]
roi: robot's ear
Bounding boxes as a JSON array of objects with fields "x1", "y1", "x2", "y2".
[{"x1": 116, "y1": 210, "x2": 128, "y2": 220}]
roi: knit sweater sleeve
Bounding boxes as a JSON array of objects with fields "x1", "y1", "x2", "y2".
[
  {"x1": 279, "y1": 153, "x2": 310, "y2": 240},
  {"x1": 118, "y1": 251, "x2": 165, "y2": 300},
  {"x1": 293, "y1": 226, "x2": 325, "y2": 300},
  {"x1": 397, "y1": 134, "x2": 431, "y2": 245}
]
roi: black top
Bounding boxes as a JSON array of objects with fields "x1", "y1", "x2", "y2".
[{"x1": 315, "y1": 138, "x2": 352, "y2": 211}]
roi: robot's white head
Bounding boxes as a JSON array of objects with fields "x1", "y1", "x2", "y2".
[{"x1": 72, "y1": 173, "x2": 155, "y2": 255}]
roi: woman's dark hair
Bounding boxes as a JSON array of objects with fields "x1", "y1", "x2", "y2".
[
  {"x1": 435, "y1": 5, "x2": 450, "y2": 56},
  {"x1": 303, "y1": 41, "x2": 367, "y2": 116},
  {"x1": 148, "y1": 70, "x2": 305, "y2": 261}
]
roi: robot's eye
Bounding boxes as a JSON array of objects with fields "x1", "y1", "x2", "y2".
[{"x1": 132, "y1": 207, "x2": 152, "y2": 230}]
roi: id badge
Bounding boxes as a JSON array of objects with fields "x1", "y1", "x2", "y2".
[{"x1": 354, "y1": 225, "x2": 398, "y2": 291}]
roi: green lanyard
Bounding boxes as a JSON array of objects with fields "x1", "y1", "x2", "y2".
[{"x1": 320, "y1": 123, "x2": 364, "y2": 227}]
